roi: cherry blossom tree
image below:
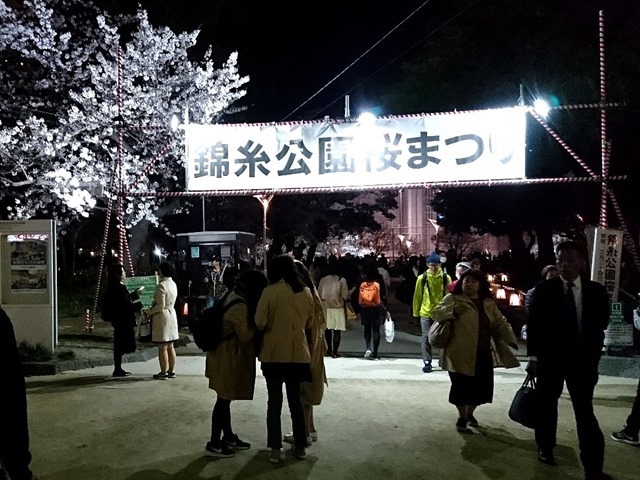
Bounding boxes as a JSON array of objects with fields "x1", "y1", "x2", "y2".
[{"x1": 0, "y1": 0, "x2": 248, "y2": 231}]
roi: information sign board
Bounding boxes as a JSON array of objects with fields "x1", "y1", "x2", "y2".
[{"x1": 123, "y1": 275, "x2": 158, "y2": 309}]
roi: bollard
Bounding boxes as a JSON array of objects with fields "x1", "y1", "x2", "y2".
[{"x1": 85, "y1": 308, "x2": 94, "y2": 333}]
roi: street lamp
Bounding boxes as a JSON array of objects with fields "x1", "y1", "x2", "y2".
[
  {"x1": 397, "y1": 234, "x2": 406, "y2": 258},
  {"x1": 428, "y1": 218, "x2": 440, "y2": 249},
  {"x1": 254, "y1": 194, "x2": 274, "y2": 273},
  {"x1": 533, "y1": 99, "x2": 551, "y2": 118}
]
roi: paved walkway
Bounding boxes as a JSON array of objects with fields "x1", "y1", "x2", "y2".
[{"x1": 26, "y1": 347, "x2": 639, "y2": 480}]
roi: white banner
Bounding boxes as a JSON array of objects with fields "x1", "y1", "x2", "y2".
[
  {"x1": 184, "y1": 107, "x2": 526, "y2": 193},
  {"x1": 590, "y1": 227, "x2": 623, "y2": 301}
]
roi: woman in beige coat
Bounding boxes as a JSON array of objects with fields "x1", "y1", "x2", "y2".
[
  {"x1": 204, "y1": 269, "x2": 267, "y2": 458},
  {"x1": 432, "y1": 269, "x2": 519, "y2": 432},
  {"x1": 256, "y1": 255, "x2": 314, "y2": 464},
  {"x1": 143, "y1": 261, "x2": 179, "y2": 380},
  {"x1": 281, "y1": 261, "x2": 327, "y2": 447}
]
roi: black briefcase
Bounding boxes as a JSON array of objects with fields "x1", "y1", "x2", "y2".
[{"x1": 509, "y1": 374, "x2": 538, "y2": 429}]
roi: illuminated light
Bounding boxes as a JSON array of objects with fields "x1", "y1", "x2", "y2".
[
  {"x1": 182, "y1": 302, "x2": 188, "y2": 317},
  {"x1": 398, "y1": 234, "x2": 405, "y2": 243},
  {"x1": 351, "y1": 112, "x2": 383, "y2": 171},
  {"x1": 533, "y1": 99, "x2": 551, "y2": 118},
  {"x1": 509, "y1": 292, "x2": 522, "y2": 306},
  {"x1": 405, "y1": 240, "x2": 412, "y2": 250},
  {"x1": 501, "y1": 274, "x2": 508, "y2": 282},
  {"x1": 496, "y1": 288, "x2": 506, "y2": 300},
  {"x1": 487, "y1": 274, "x2": 495, "y2": 282},
  {"x1": 170, "y1": 114, "x2": 180, "y2": 132},
  {"x1": 358, "y1": 112, "x2": 377, "y2": 126},
  {"x1": 153, "y1": 246, "x2": 162, "y2": 257}
]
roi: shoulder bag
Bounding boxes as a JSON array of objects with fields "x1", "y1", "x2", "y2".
[
  {"x1": 344, "y1": 301, "x2": 357, "y2": 321},
  {"x1": 508, "y1": 374, "x2": 538, "y2": 429},
  {"x1": 137, "y1": 312, "x2": 152, "y2": 343},
  {"x1": 428, "y1": 321, "x2": 451, "y2": 349}
]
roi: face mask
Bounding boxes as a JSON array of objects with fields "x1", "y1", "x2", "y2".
[{"x1": 440, "y1": 256, "x2": 447, "y2": 263}]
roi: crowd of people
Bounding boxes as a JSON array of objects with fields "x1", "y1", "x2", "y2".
[{"x1": 3, "y1": 241, "x2": 639, "y2": 478}]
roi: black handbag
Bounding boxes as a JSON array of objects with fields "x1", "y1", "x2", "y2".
[{"x1": 508, "y1": 374, "x2": 538, "y2": 429}]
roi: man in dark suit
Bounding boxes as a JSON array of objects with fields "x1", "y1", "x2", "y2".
[{"x1": 527, "y1": 240, "x2": 610, "y2": 480}]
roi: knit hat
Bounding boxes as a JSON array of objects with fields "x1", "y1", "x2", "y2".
[
  {"x1": 456, "y1": 261, "x2": 471, "y2": 271},
  {"x1": 426, "y1": 251, "x2": 441, "y2": 264}
]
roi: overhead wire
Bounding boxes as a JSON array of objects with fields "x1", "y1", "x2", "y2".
[
  {"x1": 280, "y1": 0, "x2": 434, "y2": 121},
  {"x1": 312, "y1": 0, "x2": 484, "y2": 118}
]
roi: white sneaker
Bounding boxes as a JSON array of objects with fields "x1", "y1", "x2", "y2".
[
  {"x1": 364, "y1": 349, "x2": 372, "y2": 358},
  {"x1": 283, "y1": 433, "x2": 312, "y2": 447}
]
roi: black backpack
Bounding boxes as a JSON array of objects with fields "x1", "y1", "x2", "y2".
[
  {"x1": 422, "y1": 271, "x2": 449, "y2": 298},
  {"x1": 191, "y1": 291, "x2": 246, "y2": 352}
]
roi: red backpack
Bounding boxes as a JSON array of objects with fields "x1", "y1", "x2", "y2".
[{"x1": 359, "y1": 281, "x2": 381, "y2": 307}]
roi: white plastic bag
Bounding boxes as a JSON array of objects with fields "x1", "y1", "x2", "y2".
[{"x1": 384, "y1": 316, "x2": 395, "y2": 343}]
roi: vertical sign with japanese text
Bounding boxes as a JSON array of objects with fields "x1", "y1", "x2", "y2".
[
  {"x1": 590, "y1": 227, "x2": 623, "y2": 301},
  {"x1": 184, "y1": 107, "x2": 526, "y2": 193},
  {"x1": 604, "y1": 302, "x2": 633, "y2": 346}
]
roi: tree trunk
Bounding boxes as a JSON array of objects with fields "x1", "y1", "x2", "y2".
[
  {"x1": 57, "y1": 235, "x2": 69, "y2": 285},
  {"x1": 128, "y1": 220, "x2": 151, "y2": 274}
]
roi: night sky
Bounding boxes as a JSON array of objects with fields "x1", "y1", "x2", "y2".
[
  {"x1": 137, "y1": 0, "x2": 458, "y2": 122},
  {"x1": 132, "y1": 0, "x2": 637, "y2": 126}
]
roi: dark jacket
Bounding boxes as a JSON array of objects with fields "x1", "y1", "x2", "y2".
[
  {"x1": 527, "y1": 275, "x2": 609, "y2": 371},
  {"x1": 103, "y1": 283, "x2": 141, "y2": 328},
  {"x1": 0, "y1": 307, "x2": 33, "y2": 480},
  {"x1": 103, "y1": 284, "x2": 142, "y2": 354}
]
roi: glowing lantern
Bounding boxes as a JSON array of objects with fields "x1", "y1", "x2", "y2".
[
  {"x1": 509, "y1": 293, "x2": 521, "y2": 306},
  {"x1": 496, "y1": 288, "x2": 506, "y2": 300},
  {"x1": 487, "y1": 274, "x2": 495, "y2": 282}
]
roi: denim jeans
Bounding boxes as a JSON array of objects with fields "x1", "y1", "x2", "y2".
[{"x1": 420, "y1": 316, "x2": 434, "y2": 364}]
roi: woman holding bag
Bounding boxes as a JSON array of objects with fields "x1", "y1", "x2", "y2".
[
  {"x1": 432, "y1": 269, "x2": 519, "y2": 432},
  {"x1": 205, "y1": 269, "x2": 268, "y2": 457},
  {"x1": 143, "y1": 261, "x2": 179, "y2": 380}
]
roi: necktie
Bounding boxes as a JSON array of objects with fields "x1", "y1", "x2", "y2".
[{"x1": 566, "y1": 281, "x2": 578, "y2": 328}]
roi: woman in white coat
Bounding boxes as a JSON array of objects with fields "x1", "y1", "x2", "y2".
[
  {"x1": 432, "y1": 269, "x2": 519, "y2": 432},
  {"x1": 143, "y1": 261, "x2": 179, "y2": 380}
]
